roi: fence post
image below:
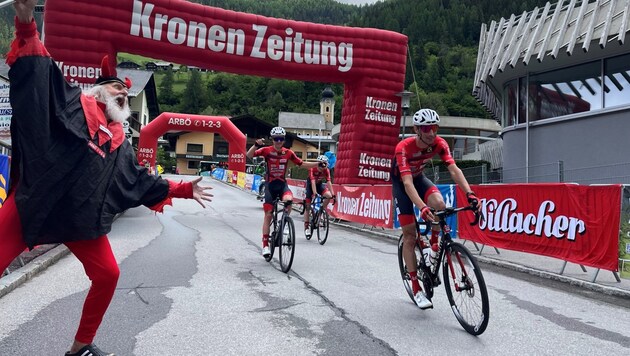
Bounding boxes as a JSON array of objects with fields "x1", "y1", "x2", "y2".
[
  {"x1": 558, "y1": 160, "x2": 564, "y2": 182},
  {"x1": 481, "y1": 164, "x2": 487, "y2": 184}
]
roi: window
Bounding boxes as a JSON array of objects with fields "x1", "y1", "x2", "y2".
[
  {"x1": 528, "y1": 61, "x2": 601, "y2": 121},
  {"x1": 188, "y1": 160, "x2": 199, "y2": 169},
  {"x1": 295, "y1": 151, "x2": 303, "y2": 158},
  {"x1": 504, "y1": 79, "x2": 517, "y2": 126},
  {"x1": 307, "y1": 152, "x2": 318, "y2": 159},
  {"x1": 604, "y1": 53, "x2": 630, "y2": 108},
  {"x1": 187, "y1": 143, "x2": 203, "y2": 153}
]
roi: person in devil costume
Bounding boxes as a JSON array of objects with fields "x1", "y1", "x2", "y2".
[{"x1": 0, "y1": 1, "x2": 213, "y2": 355}]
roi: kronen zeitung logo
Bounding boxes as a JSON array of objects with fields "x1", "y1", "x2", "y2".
[{"x1": 479, "y1": 198, "x2": 586, "y2": 240}]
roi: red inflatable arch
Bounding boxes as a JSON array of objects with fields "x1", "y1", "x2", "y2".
[
  {"x1": 43, "y1": 0, "x2": 408, "y2": 184},
  {"x1": 137, "y1": 113, "x2": 246, "y2": 172}
]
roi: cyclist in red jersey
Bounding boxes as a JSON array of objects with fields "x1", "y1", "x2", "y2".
[
  {"x1": 391, "y1": 109, "x2": 479, "y2": 309},
  {"x1": 246, "y1": 127, "x2": 321, "y2": 258},
  {"x1": 303, "y1": 155, "x2": 336, "y2": 237}
]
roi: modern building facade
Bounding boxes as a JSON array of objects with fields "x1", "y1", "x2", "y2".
[{"x1": 474, "y1": 0, "x2": 630, "y2": 184}]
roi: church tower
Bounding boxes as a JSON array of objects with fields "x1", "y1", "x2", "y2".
[{"x1": 320, "y1": 86, "x2": 335, "y2": 132}]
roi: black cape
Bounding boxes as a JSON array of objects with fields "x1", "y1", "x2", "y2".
[{"x1": 9, "y1": 55, "x2": 169, "y2": 248}]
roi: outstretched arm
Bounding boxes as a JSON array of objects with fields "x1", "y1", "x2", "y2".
[
  {"x1": 14, "y1": 0, "x2": 36, "y2": 23},
  {"x1": 190, "y1": 176, "x2": 214, "y2": 208}
]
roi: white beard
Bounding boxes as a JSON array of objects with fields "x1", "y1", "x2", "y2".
[
  {"x1": 85, "y1": 85, "x2": 131, "y2": 123},
  {"x1": 104, "y1": 93, "x2": 131, "y2": 123}
]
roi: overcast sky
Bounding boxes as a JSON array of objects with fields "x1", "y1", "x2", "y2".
[{"x1": 335, "y1": 0, "x2": 383, "y2": 5}]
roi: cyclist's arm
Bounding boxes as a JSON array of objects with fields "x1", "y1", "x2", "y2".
[
  {"x1": 327, "y1": 180, "x2": 335, "y2": 196},
  {"x1": 446, "y1": 164, "x2": 474, "y2": 196},
  {"x1": 401, "y1": 174, "x2": 429, "y2": 210},
  {"x1": 246, "y1": 139, "x2": 265, "y2": 159},
  {"x1": 301, "y1": 161, "x2": 320, "y2": 169}
]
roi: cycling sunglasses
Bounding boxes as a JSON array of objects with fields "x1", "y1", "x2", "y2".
[
  {"x1": 272, "y1": 136, "x2": 285, "y2": 142},
  {"x1": 420, "y1": 124, "x2": 439, "y2": 133}
]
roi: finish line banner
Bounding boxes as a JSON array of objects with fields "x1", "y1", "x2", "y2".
[{"x1": 457, "y1": 184, "x2": 622, "y2": 271}]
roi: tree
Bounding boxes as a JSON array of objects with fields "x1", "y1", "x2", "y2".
[
  {"x1": 158, "y1": 67, "x2": 178, "y2": 106},
  {"x1": 179, "y1": 70, "x2": 207, "y2": 114}
]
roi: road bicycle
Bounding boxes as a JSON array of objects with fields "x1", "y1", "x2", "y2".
[
  {"x1": 265, "y1": 197, "x2": 296, "y2": 273},
  {"x1": 305, "y1": 194, "x2": 333, "y2": 245},
  {"x1": 397, "y1": 204, "x2": 489, "y2": 335}
]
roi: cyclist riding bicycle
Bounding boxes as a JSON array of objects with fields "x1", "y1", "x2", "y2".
[
  {"x1": 303, "y1": 155, "x2": 336, "y2": 237},
  {"x1": 246, "y1": 126, "x2": 320, "y2": 258},
  {"x1": 391, "y1": 108, "x2": 479, "y2": 309}
]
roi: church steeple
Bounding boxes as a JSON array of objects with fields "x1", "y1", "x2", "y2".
[{"x1": 320, "y1": 86, "x2": 335, "y2": 130}]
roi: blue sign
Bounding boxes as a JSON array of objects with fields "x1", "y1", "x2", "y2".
[
  {"x1": 0, "y1": 154, "x2": 9, "y2": 207},
  {"x1": 392, "y1": 184, "x2": 458, "y2": 238}
]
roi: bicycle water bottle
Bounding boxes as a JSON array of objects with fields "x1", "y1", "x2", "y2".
[
  {"x1": 422, "y1": 247, "x2": 432, "y2": 267},
  {"x1": 429, "y1": 244, "x2": 438, "y2": 265}
]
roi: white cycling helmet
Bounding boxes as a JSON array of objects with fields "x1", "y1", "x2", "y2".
[
  {"x1": 270, "y1": 126, "x2": 286, "y2": 137},
  {"x1": 412, "y1": 108, "x2": 440, "y2": 126},
  {"x1": 317, "y1": 155, "x2": 329, "y2": 163}
]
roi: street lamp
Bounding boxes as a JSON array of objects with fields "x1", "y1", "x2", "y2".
[{"x1": 396, "y1": 90, "x2": 413, "y2": 138}]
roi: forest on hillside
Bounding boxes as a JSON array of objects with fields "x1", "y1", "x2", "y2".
[{"x1": 0, "y1": 0, "x2": 552, "y2": 123}]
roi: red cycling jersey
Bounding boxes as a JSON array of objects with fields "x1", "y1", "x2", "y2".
[
  {"x1": 392, "y1": 136, "x2": 455, "y2": 180},
  {"x1": 308, "y1": 167, "x2": 331, "y2": 184},
  {"x1": 254, "y1": 146, "x2": 303, "y2": 182}
]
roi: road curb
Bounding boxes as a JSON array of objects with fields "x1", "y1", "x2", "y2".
[
  {"x1": 0, "y1": 244, "x2": 70, "y2": 299},
  {"x1": 332, "y1": 221, "x2": 630, "y2": 300}
]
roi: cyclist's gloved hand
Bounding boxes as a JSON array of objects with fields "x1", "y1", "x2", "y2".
[
  {"x1": 420, "y1": 206, "x2": 434, "y2": 222},
  {"x1": 466, "y1": 191, "x2": 479, "y2": 207}
]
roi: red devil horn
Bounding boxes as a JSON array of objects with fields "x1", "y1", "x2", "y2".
[{"x1": 100, "y1": 55, "x2": 116, "y2": 78}]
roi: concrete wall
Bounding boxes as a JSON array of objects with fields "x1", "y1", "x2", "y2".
[{"x1": 501, "y1": 107, "x2": 630, "y2": 184}]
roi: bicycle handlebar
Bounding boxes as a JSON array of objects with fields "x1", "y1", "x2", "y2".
[{"x1": 429, "y1": 203, "x2": 483, "y2": 226}]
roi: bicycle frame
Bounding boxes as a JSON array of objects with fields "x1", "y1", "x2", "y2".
[{"x1": 418, "y1": 206, "x2": 479, "y2": 288}]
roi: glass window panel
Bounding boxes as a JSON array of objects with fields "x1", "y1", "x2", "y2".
[
  {"x1": 187, "y1": 143, "x2": 203, "y2": 153},
  {"x1": 518, "y1": 77, "x2": 527, "y2": 124},
  {"x1": 503, "y1": 79, "x2": 518, "y2": 126},
  {"x1": 528, "y1": 61, "x2": 601, "y2": 121},
  {"x1": 604, "y1": 53, "x2": 630, "y2": 108}
]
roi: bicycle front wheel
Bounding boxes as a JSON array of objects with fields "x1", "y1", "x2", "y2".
[
  {"x1": 317, "y1": 210, "x2": 329, "y2": 245},
  {"x1": 442, "y1": 242, "x2": 489, "y2": 335},
  {"x1": 278, "y1": 216, "x2": 296, "y2": 273}
]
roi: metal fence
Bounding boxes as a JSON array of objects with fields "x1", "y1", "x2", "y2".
[{"x1": 429, "y1": 161, "x2": 630, "y2": 185}]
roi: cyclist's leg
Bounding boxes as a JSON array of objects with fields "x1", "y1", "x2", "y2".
[
  {"x1": 416, "y1": 175, "x2": 444, "y2": 247},
  {"x1": 319, "y1": 184, "x2": 332, "y2": 211},
  {"x1": 304, "y1": 180, "x2": 313, "y2": 232},
  {"x1": 280, "y1": 182, "x2": 293, "y2": 214},
  {"x1": 393, "y1": 179, "x2": 421, "y2": 294},
  {"x1": 262, "y1": 181, "x2": 281, "y2": 250}
]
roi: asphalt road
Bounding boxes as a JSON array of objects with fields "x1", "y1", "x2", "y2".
[{"x1": 0, "y1": 176, "x2": 629, "y2": 355}]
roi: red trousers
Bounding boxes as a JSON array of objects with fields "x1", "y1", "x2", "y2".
[{"x1": 0, "y1": 194, "x2": 120, "y2": 344}]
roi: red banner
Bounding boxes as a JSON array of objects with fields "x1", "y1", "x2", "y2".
[
  {"x1": 458, "y1": 184, "x2": 621, "y2": 271},
  {"x1": 328, "y1": 184, "x2": 393, "y2": 228}
]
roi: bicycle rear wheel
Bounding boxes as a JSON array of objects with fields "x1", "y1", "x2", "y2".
[
  {"x1": 278, "y1": 216, "x2": 296, "y2": 273},
  {"x1": 442, "y1": 242, "x2": 489, "y2": 335},
  {"x1": 317, "y1": 210, "x2": 329, "y2": 245}
]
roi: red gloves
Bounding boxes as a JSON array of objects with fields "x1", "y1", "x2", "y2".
[
  {"x1": 420, "y1": 206, "x2": 432, "y2": 221},
  {"x1": 466, "y1": 191, "x2": 479, "y2": 207}
]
